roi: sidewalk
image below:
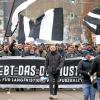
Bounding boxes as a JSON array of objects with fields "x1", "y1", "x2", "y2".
[{"x1": 0, "y1": 90, "x2": 99, "y2": 100}]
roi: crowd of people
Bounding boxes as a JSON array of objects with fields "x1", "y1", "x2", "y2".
[
  {"x1": 0, "y1": 40, "x2": 100, "y2": 100},
  {"x1": 0, "y1": 40, "x2": 100, "y2": 58}
]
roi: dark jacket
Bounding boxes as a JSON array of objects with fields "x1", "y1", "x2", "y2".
[
  {"x1": 90, "y1": 55, "x2": 100, "y2": 78},
  {"x1": 22, "y1": 51, "x2": 31, "y2": 56},
  {"x1": 45, "y1": 52, "x2": 64, "y2": 74},
  {"x1": 78, "y1": 59, "x2": 93, "y2": 84},
  {"x1": 0, "y1": 51, "x2": 11, "y2": 56},
  {"x1": 11, "y1": 48, "x2": 22, "y2": 56},
  {"x1": 9, "y1": 40, "x2": 22, "y2": 56},
  {"x1": 65, "y1": 52, "x2": 81, "y2": 58}
]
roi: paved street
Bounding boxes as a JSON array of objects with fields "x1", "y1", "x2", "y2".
[{"x1": 0, "y1": 89, "x2": 99, "y2": 100}]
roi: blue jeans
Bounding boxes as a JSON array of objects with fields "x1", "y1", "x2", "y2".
[
  {"x1": 97, "y1": 78, "x2": 100, "y2": 98},
  {"x1": 82, "y1": 84, "x2": 96, "y2": 100}
]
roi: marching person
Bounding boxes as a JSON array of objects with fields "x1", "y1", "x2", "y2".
[
  {"x1": 90, "y1": 55, "x2": 100, "y2": 99},
  {"x1": 1, "y1": 44, "x2": 11, "y2": 56},
  {"x1": 78, "y1": 50, "x2": 96, "y2": 100},
  {"x1": 45, "y1": 45, "x2": 64, "y2": 99}
]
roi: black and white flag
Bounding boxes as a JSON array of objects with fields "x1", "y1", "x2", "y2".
[
  {"x1": 34, "y1": 8, "x2": 63, "y2": 41},
  {"x1": 83, "y1": 8, "x2": 100, "y2": 44},
  {"x1": 18, "y1": 15, "x2": 35, "y2": 43},
  {"x1": 83, "y1": 8, "x2": 100, "y2": 35},
  {"x1": 5, "y1": 0, "x2": 36, "y2": 37},
  {"x1": 95, "y1": 25, "x2": 100, "y2": 44}
]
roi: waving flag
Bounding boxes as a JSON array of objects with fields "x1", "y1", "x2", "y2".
[
  {"x1": 5, "y1": 0, "x2": 36, "y2": 37},
  {"x1": 34, "y1": 8, "x2": 63, "y2": 41},
  {"x1": 96, "y1": 25, "x2": 100, "y2": 44},
  {"x1": 83, "y1": 8, "x2": 100, "y2": 44},
  {"x1": 18, "y1": 15, "x2": 35, "y2": 43},
  {"x1": 83, "y1": 8, "x2": 100, "y2": 35}
]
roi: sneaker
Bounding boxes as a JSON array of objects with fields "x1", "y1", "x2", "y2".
[
  {"x1": 49, "y1": 95, "x2": 54, "y2": 99},
  {"x1": 53, "y1": 95, "x2": 58, "y2": 99}
]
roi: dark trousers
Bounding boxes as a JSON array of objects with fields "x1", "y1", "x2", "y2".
[{"x1": 49, "y1": 72, "x2": 60, "y2": 95}]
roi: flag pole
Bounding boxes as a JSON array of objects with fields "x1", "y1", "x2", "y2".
[
  {"x1": 3, "y1": 0, "x2": 9, "y2": 45},
  {"x1": 3, "y1": 0, "x2": 18, "y2": 45},
  {"x1": 4, "y1": 0, "x2": 16, "y2": 37}
]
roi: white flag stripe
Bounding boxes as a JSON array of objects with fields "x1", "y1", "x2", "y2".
[
  {"x1": 39, "y1": 9, "x2": 54, "y2": 41},
  {"x1": 11, "y1": 0, "x2": 36, "y2": 32},
  {"x1": 88, "y1": 12, "x2": 100, "y2": 19},
  {"x1": 24, "y1": 16, "x2": 30, "y2": 40},
  {"x1": 85, "y1": 21, "x2": 97, "y2": 30},
  {"x1": 83, "y1": 8, "x2": 100, "y2": 35},
  {"x1": 96, "y1": 35, "x2": 100, "y2": 44}
]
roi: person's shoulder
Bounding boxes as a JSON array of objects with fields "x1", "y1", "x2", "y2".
[
  {"x1": 57, "y1": 52, "x2": 62, "y2": 56},
  {"x1": 46, "y1": 52, "x2": 51, "y2": 57},
  {"x1": 95, "y1": 55, "x2": 100, "y2": 60},
  {"x1": 57, "y1": 52, "x2": 65, "y2": 59},
  {"x1": 57, "y1": 52, "x2": 60, "y2": 55},
  {"x1": 78, "y1": 60, "x2": 83, "y2": 65}
]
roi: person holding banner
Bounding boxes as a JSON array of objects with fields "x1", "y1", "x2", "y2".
[
  {"x1": 78, "y1": 50, "x2": 96, "y2": 100},
  {"x1": 45, "y1": 45, "x2": 64, "y2": 99}
]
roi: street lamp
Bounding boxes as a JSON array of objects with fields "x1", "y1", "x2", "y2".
[
  {"x1": 71, "y1": 0, "x2": 75, "y2": 3},
  {"x1": 69, "y1": 0, "x2": 76, "y2": 4}
]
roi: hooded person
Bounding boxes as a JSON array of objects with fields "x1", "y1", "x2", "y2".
[
  {"x1": 82, "y1": 50, "x2": 94, "y2": 60},
  {"x1": 78, "y1": 50, "x2": 96, "y2": 100}
]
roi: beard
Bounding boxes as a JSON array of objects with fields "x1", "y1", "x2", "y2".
[
  {"x1": 51, "y1": 51, "x2": 57, "y2": 55},
  {"x1": 39, "y1": 50, "x2": 43, "y2": 54}
]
